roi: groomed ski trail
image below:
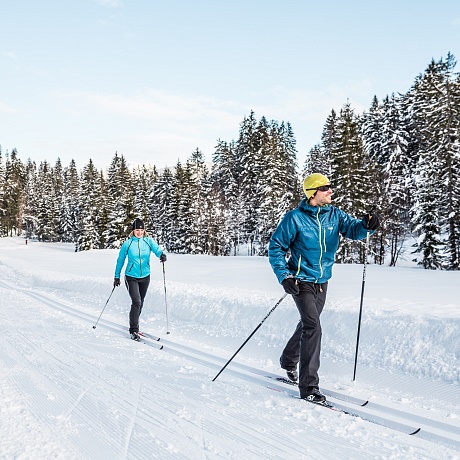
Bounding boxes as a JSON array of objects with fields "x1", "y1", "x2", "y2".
[{"x1": 1, "y1": 278, "x2": 459, "y2": 452}]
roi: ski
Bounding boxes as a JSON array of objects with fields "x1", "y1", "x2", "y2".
[
  {"x1": 126, "y1": 331, "x2": 163, "y2": 349},
  {"x1": 298, "y1": 396, "x2": 354, "y2": 415},
  {"x1": 138, "y1": 331, "x2": 161, "y2": 341},
  {"x1": 262, "y1": 374, "x2": 370, "y2": 407},
  {"x1": 265, "y1": 380, "x2": 422, "y2": 436},
  {"x1": 297, "y1": 395, "x2": 421, "y2": 435}
]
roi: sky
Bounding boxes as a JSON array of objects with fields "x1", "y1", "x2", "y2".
[
  {"x1": 1, "y1": 0, "x2": 460, "y2": 171},
  {"x1": 0, "y1": 237, "x2": 459, "y2": 458}
]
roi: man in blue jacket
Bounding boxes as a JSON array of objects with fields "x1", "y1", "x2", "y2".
[{"x1": 268, "y1": 173, "x2": 379, "y2": 403}]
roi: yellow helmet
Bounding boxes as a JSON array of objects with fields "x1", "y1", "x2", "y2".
[{"x1": 303, "y1": 173, "x2": 330, "y2": 200}]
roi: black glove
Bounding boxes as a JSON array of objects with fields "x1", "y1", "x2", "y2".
[
  {"x1": 160, "y1": 253, "x2": 167, "y2": 262},
  {"x1": 113, "y1": 277, "x2": 121, "y2": 287},
  {"x1": 282, "y1": 277, "x2": 299, "y2": 295},
  {"x1": 362, "y1": 212, "x2": 380, "y2": 231}
]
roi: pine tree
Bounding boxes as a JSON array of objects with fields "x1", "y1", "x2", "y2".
[
  {"x1": 22, "y1": 158, "x2": 38, "y2": 239},
  {"x1": 185, "y1": 148, "x2": 209, "y2": 254},
  {"x1": 2, "y1": 149, "x2": 26, "y2": 236},
  {"x1": 361, "y1": 95, "x2": 385, "y2": 165},
  {"x1": 330, "y1": 103, "x2": 370, "y2": 263},
  {"x1": 133, "y1": 164, "x2": 158, "y2": 226},
  {"x1": 171, "y1": 160, "x2": 189, "y2": 253},
  {"x1": 257, "y1": 120, "x2": 300, "y2": 255},
  {"x1": 410, "y1": 55, "x2": 460, "y2": 269},
  {"x1": 203, "y1": 175, "x2": 227, "y2": 255},
  {"x1": 53, "y1": 158, "x2": 66, "y2": 241},
  {"x1": 76, "y1": 159, "x2": 102, "y2": 251},
  {"x1": 211, "y1": 139, "x2": 239, "y2": 254},
  {"x1": 0, "y1": 147, "x2": 6, "y2": 236},
  {"x1": 303, "y1": 144, "x2": 330, "y2": 178},
  {"x1": 62, "y1": 160, "x2": 80, "y2": 243},
  {"x1": 96, "y1": 169, "x2": 109, "y2": 249},
  {"x1": 104, "y1": 153, "x2": 134, "y2": 249},
  {"x1": 234, "y1": 111, "x2": 261, "y2": 254},
  {"x1": 35, "y1": 161, "x2": 59, "y2": 241},
  {"x1": 361, "y1": 94, "x2": 411, "y2": 265},
  {"x1": 150, "y1": 167, "x2": 175, "y2": 250}
]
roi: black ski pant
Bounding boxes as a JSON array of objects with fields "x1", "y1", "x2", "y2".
[
  {"x1": 125, "y1": 275, "x2": 150, "y2": 333},
  {"x1": 280, "y1": 281, "x2": 328, "y2": 396}
]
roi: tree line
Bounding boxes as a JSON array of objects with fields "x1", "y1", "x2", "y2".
[{"x1": 1, "y1": 53, "x2": 459, "y2": 269}]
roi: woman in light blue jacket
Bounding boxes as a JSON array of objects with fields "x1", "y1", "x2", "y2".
[{"x1": 114, "y1": 218, "x2": 166, "y2": 341}]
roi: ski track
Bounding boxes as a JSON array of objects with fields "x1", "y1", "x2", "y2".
[{"x1": 1, "y1": 278, "x2": 460, "y2": 459}]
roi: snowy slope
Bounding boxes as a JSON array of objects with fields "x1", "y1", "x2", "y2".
[{"x1": 0, "y1": 237, "x2": 459, "y2": 459}]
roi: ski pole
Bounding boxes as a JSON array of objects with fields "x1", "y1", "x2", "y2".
[
  {"x1": 92, "y1": 286, "x2": 116, "y2": 329},
  {"x1": 212, "y1": 293, "x2": 287, "y2": 382},
  {"x1": 352, "y1": 230, "x2": 371, "y2": 381},
  {"x1": 162, "y1": 262, "x2": 170, "y2": 334}
]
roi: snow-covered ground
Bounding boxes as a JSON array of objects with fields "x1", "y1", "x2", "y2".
[{"x1": 0, "y1": 236, "x2": 459, "y2": 459}]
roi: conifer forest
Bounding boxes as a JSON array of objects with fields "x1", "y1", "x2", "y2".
[{"x1": 1, "y1": 54, "x2": 459, "y2": 270}]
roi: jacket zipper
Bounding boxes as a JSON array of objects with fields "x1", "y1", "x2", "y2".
[
  {"x1": 315, "y1": 207, "x2": 324, "y2": 282},
  {"x1": 138, "y1": 239, "x2": 142, "y2": 277}
]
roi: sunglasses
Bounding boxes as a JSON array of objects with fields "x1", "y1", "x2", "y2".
[{"x1": 306, "y1": 184, "x2": 332, "y2": 192}]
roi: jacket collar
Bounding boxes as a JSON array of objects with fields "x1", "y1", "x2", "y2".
[{"x1": 298, "y1": 198, "x2": 331, "y2": 214}]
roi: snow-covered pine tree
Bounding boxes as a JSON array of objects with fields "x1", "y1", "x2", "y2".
[
  {"x1": 234, "y1": 111, "x2": 261, "y2": 255},
  {"x1": 429, "y1": 53, "x2": 460, "y2": 270},
  {"x1": 321, "y1": 109, "x2": 338, "y2": 162},
  {"x1": 252, "y1": 116, "x2": 272, "y2": 254},
  {"x1": 61, "y1": 160, "x2": 80, "y2": 243},
  {"x1": 361, "y1": 96, "x2": 385, "y2": 165},
  {"x1": 361, "y1": 94, "x2": 410, "y2": 265},
  {"x1": 171, "y1": 160, "x2": 190, "y2": 253},
  {"x1": 150, "y1": 166, "x2": 175, "y2": 250},
  {"x1": 203, "y1": 174, "x2": 227, "y2": 255},
  {"x1": 303, "y1": 109, "x2": 337, "y2": 179},
  {"x1": 35, "y1": 160, "x2": 61, "y2": 241},
  {"x1": 2, "y1": 149, "x2": 26, "y2": 236},
  {"x1": 22, "y1": 158, "x2": 38, "y2": 239},
  {"x1": 330, "y1": 103, "x2": 370, "y2": 263},
  {"x1": 52, "y1": 158, "x2": 66, "y2": 241},
  {"x1": 96, "y1": 169, "x2": 109, "y2": 249},
  {"x1": 410, "y1": 59, "x2": 446, "y2": 269},
  {"x1": 182, "y1": 149, "x2": 208, "y2": 254},
  {"x1": 133, "y1": 164, "x2": 158, "y2": 227},
  {"x1": 379, "y1": 94, "x2": 411, "y2": 266},
  {"x1": 76, "y1": 159, "x2": 102, "y2": 251},
  {"x1": 278, "y1": 121, "x2": 301, "y2": 210},
  {"x1": 103, "y1": 153, "x2": 134, "y2": 249},
  {"x1": 256, "y1": 120, "x2": 299, "y2": 255},
  {"x1": 211, "y1": 139, "x2": 240, "y2": 255},
  {"x1": 0, "y1": 147, "x2": 7, "y2": 236},
  {"x1": 303, "y1": 144, "x2": 330, "y2": 178}
]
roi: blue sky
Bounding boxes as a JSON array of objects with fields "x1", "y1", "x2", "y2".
[{"x1": 1, "y1": 0, "x2": 459, "y2": 171}]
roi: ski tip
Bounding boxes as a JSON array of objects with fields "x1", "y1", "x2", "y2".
[
  {"x1": 159, "y1": 345, "x2": 164, "y2": 350},
  {"x1": 409, "y1": 428, "x2": 421, "y2": 435}
]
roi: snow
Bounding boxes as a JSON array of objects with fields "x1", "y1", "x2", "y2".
[{"x1": 0, "y1": 236, "x2": 459, "y2": 459}]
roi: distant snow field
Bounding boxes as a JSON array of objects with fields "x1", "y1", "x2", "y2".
[{"x1": 0, "y1": 237, "x2": 459, "y2": 459}]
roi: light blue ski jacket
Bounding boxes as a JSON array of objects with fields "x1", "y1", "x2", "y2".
[
  {"x1": 115, "y1": 236, "x2": 164, "y2": 279},
  {"x1": 268, "y1": 199, "x2": 372, "y2": 284}
]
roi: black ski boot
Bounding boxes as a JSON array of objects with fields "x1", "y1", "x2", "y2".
[
  {"x1": 300, "y1": 388, "x2": 326, "y2": 403},
  {"x1": 130, "y1": 332, "x2": 141, "y2": 342},
  {"x1": 286, "y1": 369, "x2": 298, "y2": 382}
]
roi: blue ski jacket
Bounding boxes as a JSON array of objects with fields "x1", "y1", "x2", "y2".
[
  {"x1": 268, "y1": 200, "x2": 372, "y2": 284},
  {"x1": 115, "y1": 236, "x2": 164, "y2": 279}
]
